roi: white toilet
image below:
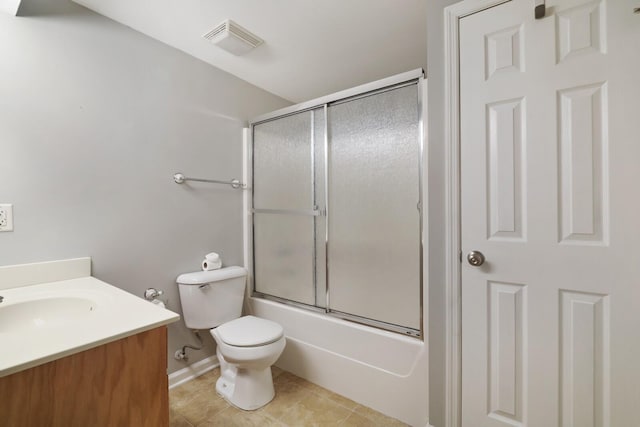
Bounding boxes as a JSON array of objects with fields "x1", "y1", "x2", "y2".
[{"x1": 176, "y1": 266, "x2": 286, "y2": 410}]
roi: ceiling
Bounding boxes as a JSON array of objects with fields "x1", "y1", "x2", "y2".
[{"x1": 72, "y1": 0, "x2": 427, "y2": 103}]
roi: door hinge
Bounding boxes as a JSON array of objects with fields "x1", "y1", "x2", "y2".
[{"x1": 534, "y1": 0, "x2": 546, "y2": 19}]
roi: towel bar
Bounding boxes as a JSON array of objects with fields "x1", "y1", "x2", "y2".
[{"x1": 173, "y1": 173, "x2": 245, "y2": 189}]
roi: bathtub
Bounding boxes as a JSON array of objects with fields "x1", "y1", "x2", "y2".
[{"x1": 247, "y1": 296, "x2": 428, "y2": 426}]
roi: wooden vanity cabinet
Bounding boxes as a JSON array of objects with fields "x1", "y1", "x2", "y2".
[{"x1": 0, "y1": 326, "x2": 169, "y2": 427}]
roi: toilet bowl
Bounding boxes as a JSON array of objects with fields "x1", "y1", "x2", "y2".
[
  {"x1": 176, "y1": 267, "x2": 286, "y2": 411},
  {"x1": 211, "y1": 316, "x2": 286, "y2": 410}
]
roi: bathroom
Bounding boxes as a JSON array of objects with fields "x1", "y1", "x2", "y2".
[{"x1": 1, "y1": 0, "x2": 639, "y2": 426}]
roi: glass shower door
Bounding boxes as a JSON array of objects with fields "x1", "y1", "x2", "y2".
[
  {"x1": 252, "y1": 108, "x2": 325, "y2": 306},
  {"x1": 326, "y1": 84, "x2": 421, "y2": 330},
  {"x1": 251, "y1": 72, "x2": 423, "y2": 336}
]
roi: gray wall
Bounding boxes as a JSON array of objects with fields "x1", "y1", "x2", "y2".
[
  {"x1": 427, "y1": 1, "x2": 459, "y2": 426},
  {"x1": 0, "y1": 0, "x2": 290, "y2": 373}
]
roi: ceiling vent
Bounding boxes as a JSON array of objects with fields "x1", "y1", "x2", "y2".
[{"x1": 203, "y1": 19, "x2": 264, "y2": 56}]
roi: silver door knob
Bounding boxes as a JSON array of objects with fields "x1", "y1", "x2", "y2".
[{"x1": 467, "y1": 251, "x2": 485, "y2": 267}]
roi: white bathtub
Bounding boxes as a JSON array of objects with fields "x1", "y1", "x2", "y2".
[{"x1": 247, "y1": 297, "x2": 428, "y2": 426}]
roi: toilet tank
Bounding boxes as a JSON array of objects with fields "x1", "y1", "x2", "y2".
[{"x1": 176, "y1": 266, "x2": 247, "y2": 330}]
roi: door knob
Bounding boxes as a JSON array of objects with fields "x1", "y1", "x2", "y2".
[{"x1": 467, "y1": 251, "x2": 485, "y2": 267}]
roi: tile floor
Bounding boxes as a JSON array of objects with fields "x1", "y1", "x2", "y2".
[{"x1": 169, "y1": 366, "x2": 408, "y2": 427}]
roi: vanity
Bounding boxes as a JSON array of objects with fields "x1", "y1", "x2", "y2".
[{"x1": 0, "y1": 258, "x2": 180, "y2": 427}]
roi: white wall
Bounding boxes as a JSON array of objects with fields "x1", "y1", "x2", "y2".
[
  {"x1": 0, "y1": 0, "x2": 290, "y2": 373},
  {"x1": 0, "y1": 0, "x2": 21, "y2": 15}
]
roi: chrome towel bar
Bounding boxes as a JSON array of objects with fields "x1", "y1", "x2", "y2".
[
  {"x1": 173, "y1": 173, "x2": 245, "y2": 189},
  {"x1": 251, "y1": 208, "x2": 323, "y2": 216}
]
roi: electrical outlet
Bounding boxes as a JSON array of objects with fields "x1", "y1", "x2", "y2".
[{"x1": 0, "y1": 204, "x2": 14, "y2": 232}]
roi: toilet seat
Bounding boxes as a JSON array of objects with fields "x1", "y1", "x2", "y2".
[{"x1": 216, "y1": 315, "x2": 283, "y2": 347}]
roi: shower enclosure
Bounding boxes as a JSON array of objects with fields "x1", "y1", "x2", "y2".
[{"x1": 249, "y1": 70, "x2": 423, "y2": 337}]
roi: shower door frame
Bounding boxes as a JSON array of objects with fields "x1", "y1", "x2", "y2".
[{"x1": 248, "y1": 69, "x2": 425, "y2": 338}]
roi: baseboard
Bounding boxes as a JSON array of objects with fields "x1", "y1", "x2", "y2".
[{"x1": 168, "y1": 355, "x2": 219, "y2": 389}]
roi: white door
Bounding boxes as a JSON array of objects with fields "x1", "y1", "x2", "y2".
[{"x1": 460, "y1": 0, "x2": 640, "y2": 426}]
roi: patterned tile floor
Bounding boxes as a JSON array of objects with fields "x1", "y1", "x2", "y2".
[{"x1": 170, "y1": 366, "x2": 408, "y2": 427}]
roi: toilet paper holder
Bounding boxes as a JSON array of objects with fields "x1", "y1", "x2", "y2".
[{"x1": 144, "y1": 288, "x2": 163, "y2": 301}]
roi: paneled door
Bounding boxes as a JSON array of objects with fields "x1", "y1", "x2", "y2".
[{"x1": 460, "y1": 0, "x2": 640, "y2": 426}]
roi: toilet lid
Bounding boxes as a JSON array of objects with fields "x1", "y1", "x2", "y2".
[{"x1": 217, "y1": 315, "x2": 284, "y2": 347}]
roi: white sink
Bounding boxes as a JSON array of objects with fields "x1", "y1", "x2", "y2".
[
  {"x1": 0, "y1": 296, "x2": 97, "y2": 333},
  {"x1": 0, "y1": 275, "x2": 179, "y2": 378}
]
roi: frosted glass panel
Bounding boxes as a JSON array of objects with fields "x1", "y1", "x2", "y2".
[
  {"x1": 253, "y1": 111, "x2": 313, "y2": 210},
  {"x1": 327, "y1": 84, "x2": 421, "y2": 329},
  {"x1": 253, "y1": 214, "x2": 315, "y2": 305}
]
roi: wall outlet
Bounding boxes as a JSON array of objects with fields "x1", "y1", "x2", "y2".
[{"x1": 0, "y1": 204, "x2": 14, "y2": 232}]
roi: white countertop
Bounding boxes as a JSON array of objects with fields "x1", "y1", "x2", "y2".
[{"x1": 0, "y1": 276, "x2": 180, "y2": 377}]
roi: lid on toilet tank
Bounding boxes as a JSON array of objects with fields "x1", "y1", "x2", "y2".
[
  {"x1": 176, "y1": 266, "x2": 247, "y2": 285},
  {"x1": 216, "y1": 315, "x2": 284, "y2": 347}
]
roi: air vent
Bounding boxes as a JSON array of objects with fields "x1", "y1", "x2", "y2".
[{"x1": 203, "y1": 19, "x2": 264, "y2": 55}]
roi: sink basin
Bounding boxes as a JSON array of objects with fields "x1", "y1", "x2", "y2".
[
  {"x1": 0, "y1": 259, "x2": 180, "y2": 378},
  {"x1": 0, "y1": 297, "x2": 97, "y2": 333}
]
